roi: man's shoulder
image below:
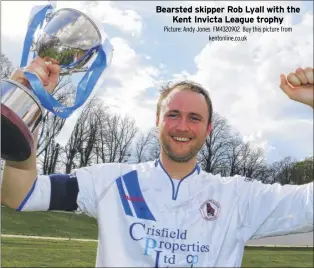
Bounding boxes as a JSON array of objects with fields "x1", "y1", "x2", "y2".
[
  {"x1": 79, "y1": 160, "x2": 156, "y2": 177},
  {"x1": 197, "y1": 169, "x2": 240, "y2": 184}
]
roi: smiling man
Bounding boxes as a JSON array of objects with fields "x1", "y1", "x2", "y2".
[
  {"x1": 156, "y1": 82, "x2": 213, "y2": 179},
  {"x1": 1, "y1": 57, "x2": 313, "y2": 267}
]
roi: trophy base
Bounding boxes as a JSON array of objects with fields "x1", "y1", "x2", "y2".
[{"x1": 1, "y1": 104, "x2": 34, "y2": 161}]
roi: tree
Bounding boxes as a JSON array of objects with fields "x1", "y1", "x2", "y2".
[
  {"x1": 134, "y1": 129, "x2": 158, "y2": 163},
  {"x1": 266, "y1": 156, "x2": 313, "y2": 185},
  {"x1": 116, "y1": 117, "x2": 138, "y2": 163},
  {"x1": 77, "y1": 98, "x2": 105, "y2": 167},
  {"x1": 94, "y1": 111, "x2": 138, "y2": 164},
  {"x1": 134, "y1": 132, "x2": 153, "y2": 163},
  {"x1": 103, "y1": 114, "x2": 137, "y2": 163},
  {"x1": 37, "y1": 78, "x2": 73, "y2": 174},
  {"x1": 239, "y1": 142, "x2": 266, "y2": 179},
  {"x1": 94, "y1": 104, "x2": 110, "y2": 164},
  {"x1": 0, "y1": 53, "x2": 14, "y2": 79},
  {"x1": 268, "y1": 156, "x2": 296, "y2": 185},
  {"x1": 148, "y1": 129, "x2": 160, "y2": 161},
  {"x1": 224, "y1": 135, "x2": 246, "y2": 177},
  {"x1": 290, "y1": 157, "x2": 313, "y2": 185},
  {"x1": 197, "y1": 112, "x2": 268, "y2": 179},
  {"x1": 198, "y1": 113, "x2": 231, "y2": 174},
  {"x1": 62, "y1": 99, "x2": 97, "y2": 173}
]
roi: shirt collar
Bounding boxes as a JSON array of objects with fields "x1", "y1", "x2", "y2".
[{"x1": 154, "y1": 158, "x2": 201, "y2": 179}]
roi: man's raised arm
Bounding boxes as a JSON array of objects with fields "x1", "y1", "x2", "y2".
[
  {"x1": 1, "y1": 57, "x2": 60, "y2": 209},
  {"x1": 238, "y1": 67, "x2": 314, "y2": 241}
]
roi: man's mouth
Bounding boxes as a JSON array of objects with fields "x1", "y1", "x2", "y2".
[{"x1": 171, "y1": 136, "x2": 192, "y2": 142}]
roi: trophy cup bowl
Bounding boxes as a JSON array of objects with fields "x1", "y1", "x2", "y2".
[{"x1": 1, "y1": 8, "x2": 102, "y2": 161}]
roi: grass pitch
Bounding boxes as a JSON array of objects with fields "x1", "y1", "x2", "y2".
[
  {"x1": 1, "y1": 206, "x2": 97, "y2": 239},
  {"x1": 1, "y1": 237, "x2": 313, "y2": 268},
  {"x1": 1, "y1": 237, "x2": 96, "y2": 268},
  {"x1": 1, "y1": 207, "x2": 313, "y2": 267},
  {"x1": 243, "y1": 246, "x2": 313, "y2": 268}
]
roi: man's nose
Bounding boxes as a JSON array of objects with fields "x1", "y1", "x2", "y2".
[{"x1": 176, "y1": 118, "x2": 189, "y2": 131}]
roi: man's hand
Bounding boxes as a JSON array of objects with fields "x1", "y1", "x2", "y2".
[
  {"x1": 10, "y1": 56, "x2": 60, "y2": 94},
  {"x1": 280, "y1": 67, "x2": 313, "y2": 108}
]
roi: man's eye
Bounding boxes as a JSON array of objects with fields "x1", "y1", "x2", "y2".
[
  {"x1": 191, "y1": 116, "x2": 200, "y2": 121},
  {"x1": 168, "y1": 114, "x2": 177, "y2": 118}
]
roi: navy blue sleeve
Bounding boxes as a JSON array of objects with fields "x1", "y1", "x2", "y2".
[{"x1": 48, "y1": 174, "x2": 79, "y2": 211}]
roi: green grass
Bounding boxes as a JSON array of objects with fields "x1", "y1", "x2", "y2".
[
  {"x1": 243, "y1": 247, "x2": 314, "y2": 268},
  {"x1": 1, "y1": 238, "x2": 313, "y2": 268},
  {"x1": 1, "y1": 207, "x2": 313, "y2": 267},
  {"x1": 1, "y1": 207, "x2": 97, "y2": 239},
  {"x1": 1, "y1": 237, "x2": 96, "y2": 268}
]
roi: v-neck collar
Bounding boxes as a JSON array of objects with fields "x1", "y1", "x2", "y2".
[{"x1": 154, "y1": 159, "x2": 201, "y2": 200}]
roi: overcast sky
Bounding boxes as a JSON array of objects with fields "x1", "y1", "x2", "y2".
[{"x1": 1, "y1": 1, "x2": 313, "y2": 163}]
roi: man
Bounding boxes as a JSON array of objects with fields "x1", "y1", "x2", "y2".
[{"x1": 1, "y1": 56, "x2": 313, "y2": 267}]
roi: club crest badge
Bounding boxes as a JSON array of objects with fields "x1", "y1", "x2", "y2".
[{"x1": 200, "y1": 199, "x2": 220, "y2": 221}]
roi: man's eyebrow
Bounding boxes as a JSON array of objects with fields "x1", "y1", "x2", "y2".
[
  {"x1": 166, "y1": 110, "x2": 204, "y2": 118},
  {"x1": 189, "y1": 112, "x2": 203, "y2": 118}
]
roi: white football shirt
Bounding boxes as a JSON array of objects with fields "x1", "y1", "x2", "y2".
[{"x1": 19, "y1": 160, "x2": 314, "y2": 267}]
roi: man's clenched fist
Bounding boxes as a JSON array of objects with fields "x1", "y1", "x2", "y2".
[
  {"x1": 280, "y1": 67, "x2": 313, "y2": 108},
  {"x1": 10, "y1": 56, "x2": 60, "y2": 94}
]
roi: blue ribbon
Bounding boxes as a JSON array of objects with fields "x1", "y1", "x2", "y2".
[
  {"x1": 20, "y1": 5, "x2": 53, "y2": 67},
  {"x1": 24, "y1": 46, "x2": 107, "y2": 119}
]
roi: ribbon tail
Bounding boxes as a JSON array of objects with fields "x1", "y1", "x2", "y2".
[
  {"x1": 55, "y1": 39, "x2": 113, "y2": 147},
  {"x1": 20, "y1": 5, "x2": 53, "y2": 67},
  {"x1": 55, "y1": 68, "x2": 111, "y2": 147}
]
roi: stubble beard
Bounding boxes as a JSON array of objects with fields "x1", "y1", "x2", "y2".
[{"x1": 160, "y1": 137, "x2": 203, "y2": 163}]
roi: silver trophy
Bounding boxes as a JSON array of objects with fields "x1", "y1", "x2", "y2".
[{"x1": 1, "y1": 8, "x2": 107, "y2": 161}]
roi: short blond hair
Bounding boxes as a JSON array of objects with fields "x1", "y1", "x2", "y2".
[{"x1": 156, "y1": 80, "x2": 213, "y2": 125}]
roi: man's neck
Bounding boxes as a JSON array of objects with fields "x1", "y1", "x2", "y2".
[{"x1": 159, "y1": 152, "x2": 198, "y2": 180}]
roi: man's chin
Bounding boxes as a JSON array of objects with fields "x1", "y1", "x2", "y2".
[
  {"x1": 161, "y1": 141, "x2": 198, "y2": 162},
  {"x1": 167, "y1": 151, "x2": 196, "y2": 163}
]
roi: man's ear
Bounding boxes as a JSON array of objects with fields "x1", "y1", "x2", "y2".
[
  {"x1": 206, "y1": 123, "x2": 212, "y2": 136},
  {"x1": 156, "y1": 113, "x2": 160, "y2": 127}
]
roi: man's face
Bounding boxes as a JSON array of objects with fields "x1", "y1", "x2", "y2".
[{"x1": 156, "y1": 88, "x2": 211, "y2": 163}]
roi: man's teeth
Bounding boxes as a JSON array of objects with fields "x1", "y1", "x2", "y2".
[{"x1": 173, "y1": 137, "x2": 190, "y2": 142}]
